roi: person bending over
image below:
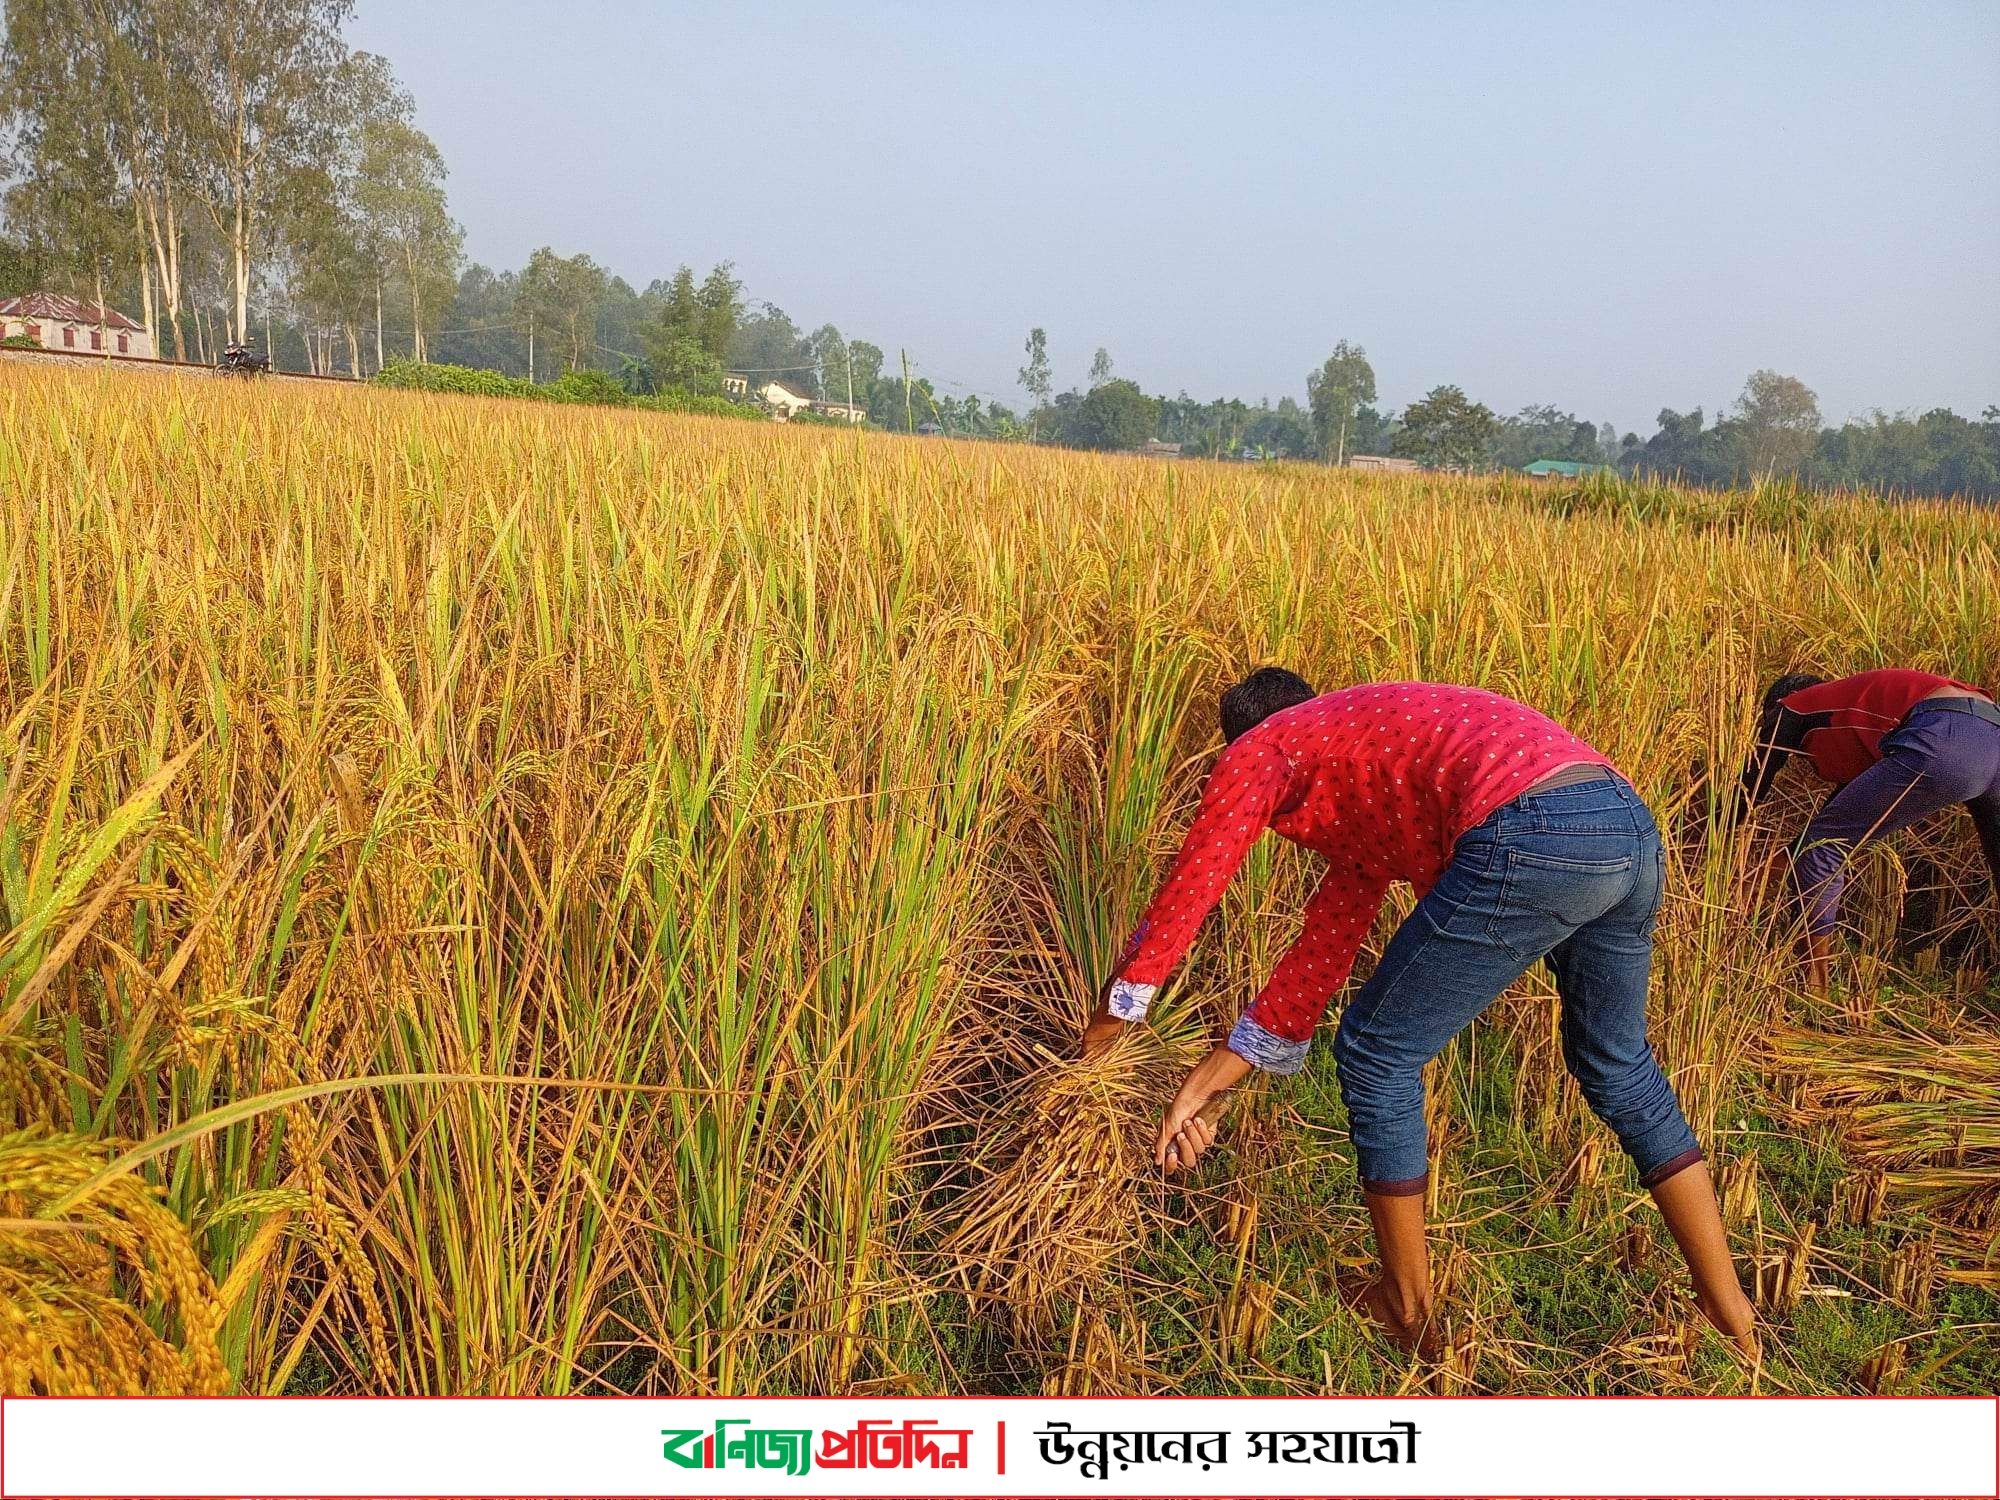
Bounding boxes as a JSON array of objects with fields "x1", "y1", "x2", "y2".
[
  {"x1": 1082, "y1": 670, "x2": 1755, "y2": 1357},
  {"x1": 1735, "y1": 667, "x2": 2000, "y2": 990}
]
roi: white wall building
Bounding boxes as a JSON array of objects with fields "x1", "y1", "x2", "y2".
[
  {"x1": 756, "y1": 379, "x2": 815, "y2": 419},
  {"x1": 0, "y1": 292, "x2": 153, "y2": 359}
]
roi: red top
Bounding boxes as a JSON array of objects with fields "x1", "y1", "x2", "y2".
[
  {"x1": 1782, "y1": 669, "x2": 1983, "y2": 786},
  {"x1": 1116, "y1": 684, "x2": 1612, "y2": 1043}
]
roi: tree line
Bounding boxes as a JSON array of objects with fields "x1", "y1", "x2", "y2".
[
  {"x1": 3, "y1": 3, "x2": 1991, "y2": 501},
  {"x1": 1, "y1": 0, "x2": 459, "y2": 369},
  {"x1": 1015, "y1": 335, "x2": 2000, "y2": 502}
]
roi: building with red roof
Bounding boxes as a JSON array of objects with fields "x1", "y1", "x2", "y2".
[{"x1": 0, "y1": 292, "x2": 154, "y2": 359}]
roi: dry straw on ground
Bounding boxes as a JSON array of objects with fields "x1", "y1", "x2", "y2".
[
  {"x1": 944, "y1": 1029, "x2": 1199, "y2": 1340},
  {"x1": 1773, "y1": 1025, "x2": 1999, "y2": 1290}
]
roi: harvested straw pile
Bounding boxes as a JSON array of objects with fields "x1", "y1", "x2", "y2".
[
  {"x1": 944, "y1": 1028, "x2": 1199, "y2": 1341},
  {"x1": 1773, "y1": 1024, "x2": 1999, "y2": 1275}
]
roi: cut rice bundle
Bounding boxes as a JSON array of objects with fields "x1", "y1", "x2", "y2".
[
  {"x1": 1771, "y1": 1023, "x2": 1999, "y2": 1272},
  {"x1": 944, "y1": 1027, "x2": 1200, "y2": 1340}
]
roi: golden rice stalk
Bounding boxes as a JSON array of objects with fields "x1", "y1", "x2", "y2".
[
  {"x1": 1616, "y1": 1219, "x2": 1655, "y2": 1273},
  {"x1": 1040, "y1": 1301, "x2": 1150, "y2": 1396},
  {"x1": 1836, "y1": 1165, "x2": 1888, "y2": 1228},
  {"x1": 0, "y1": 1128, "x2": 228, "y2": 1395},
  {"x1": 1718, "y1": 1153, "x2": 1761, "y2": 1225},
  {"x1": 1431, "y1": 1324, "x2": 1480, "y2": 1395},
  {"x1": 1857, "y1": 1341, "x2": 1905, "y2": 1394},
  {"x1": 1884, "y1": 1234, "x2": 1938, "y2": 1314},
  {"x1": 1612, "y1": 1322, "x2": 1695, "y2": 1390},
  {"x1": 1772, "y1": 1026, "x2": 2000, "y2": 1099},
  {"x1": 1771, "y1": 1025, "x2": 2000, "y2": 1236},
  {"x1": 943, "y1": 1028, "x2": 1197, "y2": 1341},
  {"x1": 1753, "y1": 1219, "x2": 1816, "y2": 1312},
  {"x1": 1554, "y1": 1135, "x2": 1604, "y2": 1213},
  {"x1": 1936, "y1": 1223, "x2": 1999, "y2": 1287},
  {"x1": 1218, "y1": 1187, "x2": 1259, "y2": 1249},
  {"x1": 1217, "y1": 1277, "x2": 1276, "y2": 1366}
]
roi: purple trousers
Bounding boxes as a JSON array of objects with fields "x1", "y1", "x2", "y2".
[{"x1": 1794, "y1": 699, "x2": 2000, "y2": 936}]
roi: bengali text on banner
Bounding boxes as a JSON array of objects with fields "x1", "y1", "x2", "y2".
[{"x1": 2, "y1": 1395, "x2": 1994, "y2": 1498}]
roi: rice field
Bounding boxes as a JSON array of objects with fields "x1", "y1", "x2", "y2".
[{"x1": 1, "y1": 362, "x2": 1995, "y2": 1398}]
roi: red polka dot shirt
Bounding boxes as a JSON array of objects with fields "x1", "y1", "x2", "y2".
[{"x1": 1112, "y1": 684, "x2": 1612, "y2": 1046}]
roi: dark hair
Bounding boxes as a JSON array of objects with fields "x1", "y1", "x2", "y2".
[
  {"x1": 1761, "y1": 672, "x2": 1825, "y2": 716},
  {"x1": 1220, "y1": 666, "x2": 1317, "y2": 743}
]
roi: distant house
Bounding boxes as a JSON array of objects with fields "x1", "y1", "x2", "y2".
[
  {"x1": 1522, "y1": 459, "x2": 1611, "y2": 479},
  {"x1": 0, "y1": 292, "x2": 153, "y2": 358},
  {"x1": 754, "y1": 378, "x2": 815, "y2": 419},
  {"x1": 721, "y1": 373, "x2": 750, "y2": 396},
  {"x1": 810, "y1": 399, "x2": 867, "y2": 425},
  {"x1": 1134, "y1": 438, "x2": 1182, "y2": 459},
  {"x1": 914, "y1": 421, "x2": 943, "y2": 437},
  {"x1": 1348, "y1": 454, "x2": 1420, "y2": 473}
]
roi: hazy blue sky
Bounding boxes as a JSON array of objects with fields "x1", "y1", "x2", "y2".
[{"x1": 351, "y1": 1, "x2": 1998, "y2": 434}]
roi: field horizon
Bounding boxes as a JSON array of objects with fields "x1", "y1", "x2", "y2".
[{"x1": 2, "y1": 363, "x2": 1994, "y2": 1400}]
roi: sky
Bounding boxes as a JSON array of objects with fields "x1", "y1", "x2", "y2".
[{"x1": 350, "y1": 1, "x2": 1999, "y2": 435}]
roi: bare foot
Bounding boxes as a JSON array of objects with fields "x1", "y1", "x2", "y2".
[{"x1": 1338, "y1": 1272, "x2": 1444, "y2": 1360}]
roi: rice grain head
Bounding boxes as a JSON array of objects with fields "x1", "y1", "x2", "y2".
[{"x1": 0, "y1": 1128, "x2": 228, "y2": 1395}]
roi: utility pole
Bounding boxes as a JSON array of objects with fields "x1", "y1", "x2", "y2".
[{"x1": 901, "y1": 348, "x2": 912, "y2": 434}]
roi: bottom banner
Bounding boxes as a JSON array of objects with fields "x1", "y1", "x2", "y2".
[{"x1": 2, "y1": 1395, "x2": 1994, "y2": 1498}]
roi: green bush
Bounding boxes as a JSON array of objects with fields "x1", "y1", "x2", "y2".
[
  {"x1": 543, "y1": 367, "x2": 631, "y2": 406},
  {"x1": 375, "y1": 360, "x2": 537, "y2": 400},
  {"x1": 647, "y1": 388, "x2": 758, "y2": 420},
  {"x1": 372, "y1": 360, "x2": 765, "y2": 422}
]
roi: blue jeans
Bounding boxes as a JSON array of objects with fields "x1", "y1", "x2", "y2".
[
  {"x1": 1331, "y1": 774, "x2": 1703, "y2": 1193},
  {"x1": 1794, "y1": 700, "x2": 2000, "y2": 937}
]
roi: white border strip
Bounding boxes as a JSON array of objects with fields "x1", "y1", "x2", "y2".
[{"x1": 3, "y1": 1395, "x2": 1994, "y2": 1498}]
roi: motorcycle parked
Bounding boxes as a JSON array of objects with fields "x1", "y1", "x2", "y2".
[{"x1": 216, "y1": 342, "x2": 271, "y2": 376}]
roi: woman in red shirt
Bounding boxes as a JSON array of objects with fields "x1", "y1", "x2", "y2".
[
  {"x1": 1083, "y1": 669, "x2": 1756, "y2": 1358},
  {"x1": 1736, "y1": 668, "x2": 2000, "y2": 988}
]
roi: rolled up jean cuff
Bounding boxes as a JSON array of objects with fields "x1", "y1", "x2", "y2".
[
  {"x1": 1361, "y1": 1171, "x2": 1429, "y2": 1197},
  {"x1": 1637, "y1": 1145, "x2": 1706, "y2": 1189},
  {"x1": 1227, "y1": 1012, "x2": 1310, "y2": 1075}
]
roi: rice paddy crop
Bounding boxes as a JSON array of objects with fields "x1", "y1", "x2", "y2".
[{"x1": 1, "y1": 362, "x2": 1995, "y2": 1397}]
